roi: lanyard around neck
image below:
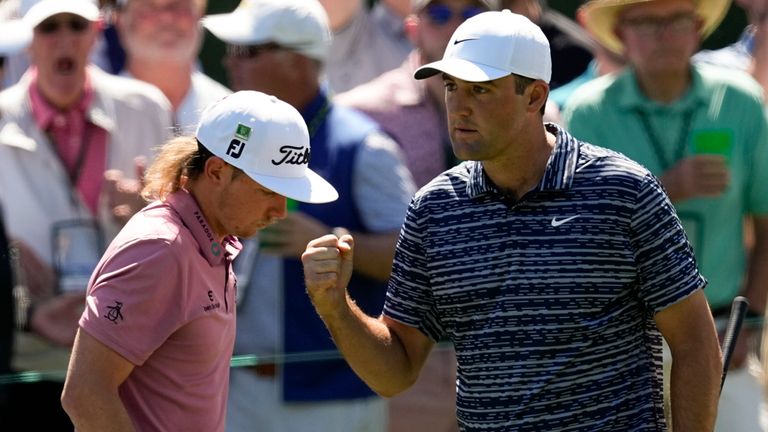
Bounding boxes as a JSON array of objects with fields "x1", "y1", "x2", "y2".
[
  {"x1": 46, "y1": 122, "x2": 94, "y2": 212},
  {"x1": 635, "y1": 108, "x2": 695, "y2": 172}
]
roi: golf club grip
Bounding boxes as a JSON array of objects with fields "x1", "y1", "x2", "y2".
[{"x1": 720, "y1": 296, "x2": 750, "y2": 392}]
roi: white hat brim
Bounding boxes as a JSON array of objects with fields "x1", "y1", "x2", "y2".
[
  {"x1": 414, "y1": 58, "x2": 511, "y2": 82},
  {"x1": 246, "y1": 168, "x2": 339, "y2": 204},
  {"x1": 202, "y1": 12, "x2": 266, "y2": 46}
]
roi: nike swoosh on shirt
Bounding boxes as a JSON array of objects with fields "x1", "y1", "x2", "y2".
[{"x1": 550, "y1": 215, "x2": 580, "y2": 227}]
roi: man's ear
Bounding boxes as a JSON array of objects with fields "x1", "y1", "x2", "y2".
[
  {"x1": 527, "y1": 81, "x2": 549, "y2": 114},
  {"x1": 204, "y1": 156, "x2": 229, "y2": 184}
]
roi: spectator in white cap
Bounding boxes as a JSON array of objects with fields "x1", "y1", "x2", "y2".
[
  {"x1": 62, "y1": 90, "x2": 337, "y2": 431},
  {"x1": 303, "y1": 9, "x2": 721, "y2": 431},
  {"x1": 114, "y1": 0, "x2": 231, "y2": 135},
  {"x1": 0, "y1": 0, "x2": 171, "y2": 427},
  {"x1": 204, "y1": 1, "x2": 416, "y2": 431}
]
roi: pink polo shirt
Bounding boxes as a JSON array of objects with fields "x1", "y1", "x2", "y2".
[
  {"x1": 79, "y1": 190, "x2": 240, "y2": 432},
  {"x1": 29, "y1": 67, "x2": 107, "y2": 216}
]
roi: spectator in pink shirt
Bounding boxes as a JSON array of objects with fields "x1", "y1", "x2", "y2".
[{"x1": 61, "y1": 90, "x2": 338, "y2": 431}]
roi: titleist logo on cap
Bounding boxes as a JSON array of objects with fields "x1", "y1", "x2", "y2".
[{"x1": 273, "y1": 145, "x2": 310, "y2": 166}]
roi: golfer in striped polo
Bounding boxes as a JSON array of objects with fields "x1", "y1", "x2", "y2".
[{"x1": 302, "y1": 9, "x2": 721, "y2": 431}]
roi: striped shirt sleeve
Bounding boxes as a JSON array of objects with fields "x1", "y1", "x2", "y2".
[{"x1": 631, "y1": 173, "x2": 707, "y2": 312}]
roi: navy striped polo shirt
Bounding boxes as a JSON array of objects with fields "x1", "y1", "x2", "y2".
[{"x1": 383, "y1": 124, "x2": 705, "y2": 431}]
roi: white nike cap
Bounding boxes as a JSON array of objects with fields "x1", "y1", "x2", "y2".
[
  {"x1": 196, "y1": 91, "x2": 338, "y2": 204},
  {"x1": 414, "y1": 9, "x2": 551, "y2": 83}
]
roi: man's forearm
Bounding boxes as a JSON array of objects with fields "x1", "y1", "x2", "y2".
[
  {"x1": 319, "y1": 296, "x2": 419, "y2": 397},
  {"x1": 669, "y1": 347, "x2": 721, "y2": 431},
  {"x1": 63, "y1": 391, "x2": 135, "y2": 432}
]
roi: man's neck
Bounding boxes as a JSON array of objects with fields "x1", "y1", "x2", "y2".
[
  {"x1": 484, "y1": 127, "x2": 555, "y2": 201},
  {"x1": 127, "y1": 60, "x2": 192, "y2": 111},
  {"x1": 634, "y1": 67, "x2": 692, "y2": 104}
]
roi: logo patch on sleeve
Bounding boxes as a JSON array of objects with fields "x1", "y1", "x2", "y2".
[{"x1": 104, "y1": 300, "x2": 124, "y2": 324}]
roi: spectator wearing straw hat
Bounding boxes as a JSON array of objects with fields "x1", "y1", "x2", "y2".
[{"x1": 563, "y1": 0, "x2": 768, "y2": 430}]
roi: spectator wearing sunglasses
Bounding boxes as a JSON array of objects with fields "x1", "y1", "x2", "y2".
[
  {"x1": 0, "y1": 0, "x2": 171, "y2": 428},
  {"x1": 320, "y1": 0, "x2": 414, "y2": 93},
  {"x1": 114, "y1": 0, "x2": 231, "y2": 136}
]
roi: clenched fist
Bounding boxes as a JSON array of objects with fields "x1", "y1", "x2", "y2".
[{"x1": 302, "y1": 233, "x2": 354, "y2": 318}]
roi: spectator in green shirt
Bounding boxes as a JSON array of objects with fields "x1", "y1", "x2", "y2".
[{"x1": 563, "y1": 0, "x2": 768, "y2": 431}]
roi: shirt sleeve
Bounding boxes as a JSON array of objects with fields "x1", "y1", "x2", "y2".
[
  {"x1": 79, "y1": 238, "x2": 186, "y2": 366},
  {"x1": 383, "y1": 196, "x2": 445, "y2": 342},
  {"x1": 353, "y1": 131, "x2": 416, "y2": 232},
  {"x1": 630, "y1": 173, "x2": 707, "y2": 312}
]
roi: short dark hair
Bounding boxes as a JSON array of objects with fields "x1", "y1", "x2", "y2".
[{"x1": 512, "y1": 74, "x2": 546, "y2": 116}]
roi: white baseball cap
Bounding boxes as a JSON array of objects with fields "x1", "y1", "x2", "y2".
[
  {"x1": 0, "y1": 19, "x2": 31, "y2": 55},
  {"x1": 195, "y1": 91, "x2": 338, "y2": 204},
  {"x1": 414, "y1": 9, "x2": 551, "y2": 83},
  {"x1": 202, "y1": 0, "x2": 331, "y2": 62},
  {"x1": 22, "y1": 0, "x2": 100, "y2": 29}
]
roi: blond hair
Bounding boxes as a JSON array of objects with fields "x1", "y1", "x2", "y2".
[{"x1": 142, "y1": 136, "x2": 210, "y2": 201}]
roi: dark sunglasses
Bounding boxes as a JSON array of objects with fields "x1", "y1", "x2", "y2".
[
  {"x1": 37, "y1": 17, "x2": 90, "y2": 34},
  {"x1": 424, "y1": 4, "x2": 484, "y2": 26},
  {"x1": 226, "y1": 43, "x2": 289, "y2": 59}
]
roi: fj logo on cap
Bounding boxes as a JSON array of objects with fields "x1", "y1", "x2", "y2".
[
  {"x1": 235, "y1": 123, "x2": 252, "y2": 141},
  {"x1": 227, "y1": 139, "x2": 245, "y2": 159}
]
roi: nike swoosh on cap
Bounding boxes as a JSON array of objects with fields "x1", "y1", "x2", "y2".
[{"x1": 453, "y1": 37, "x2": 478, "y2": 45}]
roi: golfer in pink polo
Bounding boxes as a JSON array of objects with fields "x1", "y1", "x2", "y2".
[{"x1": 61, "y1": 91, "x2": 338, "y2": 432}]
